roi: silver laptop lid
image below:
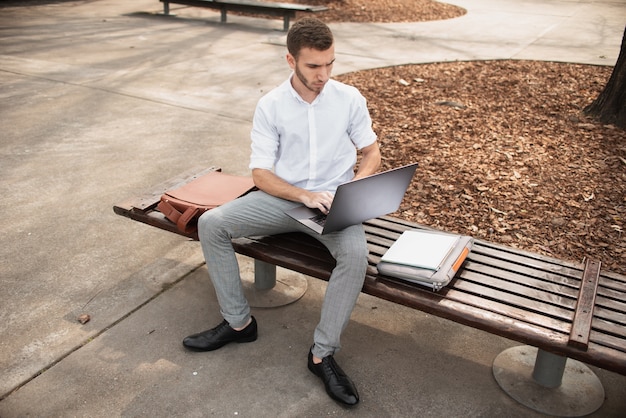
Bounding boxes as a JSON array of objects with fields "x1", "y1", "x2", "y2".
[
  {"x1": 284, "y1": 163, "x2": 418, "y2": 234},
  {"x1": 321, "y1": 162, "x2": 418, "y2": 233}
]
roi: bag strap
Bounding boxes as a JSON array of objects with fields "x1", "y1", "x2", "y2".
[
  {"x1": 157, "y1": 199, "x2": 200, "y2": 234},
  {"x1": 177, "y1": 206, "x2": 201, "y2": 234}
]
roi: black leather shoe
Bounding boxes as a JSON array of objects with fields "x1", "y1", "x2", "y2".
[
  {"x1": 308, "y1": 349, "x2": 359, "y2": 406},
  {"x1": 183, "y1": 317, "x2": 257, "y2": 351}
]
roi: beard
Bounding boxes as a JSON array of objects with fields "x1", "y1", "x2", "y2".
[{"x1": 294, "y1": 65, "x2": 326, "y2": 94}]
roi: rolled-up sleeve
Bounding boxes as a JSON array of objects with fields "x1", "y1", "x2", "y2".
[
  {"x1": 347, "y1": 87, "x2": 377, "y2": 150},
  {"x1": 249, "y1": 102, "x2": 278, "y2": 171}
]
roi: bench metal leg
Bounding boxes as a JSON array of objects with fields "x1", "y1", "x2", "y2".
[
  {"x1": 493, "y1": 346, "x2": 604, "y2": 416},
  {"x1": 532, "y1": 349, "x2": 566, "y2": 388},
  {"x1": 220, "y1": 7, "x2": 227, "y2": 23},
  {"x1": 238, "y1": 257, "x2": 308, "y2": 308},
  {"x1": 253, "y1": 259, "x2": 276, "y2": 290},
  {"x1": 283, "y1": 15, "x2": 290, "y2": 32},
  {"x1": 282, "y1": 12, "x2": 296, "y2": 32},
  {"x1": 163, "y1": 1, "x2": 170, "y2": 15}
]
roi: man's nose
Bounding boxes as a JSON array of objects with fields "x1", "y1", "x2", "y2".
[{"x1": 318, "y1": 67, "x2": 330, "y2": 80}]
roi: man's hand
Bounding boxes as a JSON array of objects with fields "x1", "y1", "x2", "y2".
[
  {"x1": 301, "y1": 190, "x2": 334, "y2": 214},
  {"x1": 253, "y1": 169, "x2": 335, "y2": 214}
]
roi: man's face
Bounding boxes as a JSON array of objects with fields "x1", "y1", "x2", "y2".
[{"x1": 287, "y1": 45, "x2": 335, "y2": 95}]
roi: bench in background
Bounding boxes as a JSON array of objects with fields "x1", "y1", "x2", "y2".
[
  {"x1": 114, "y1": 166, "x2": 626, "y2": 416},
  {"x1": 160, "y1": 0, "x2": 328, "y2": 31}
]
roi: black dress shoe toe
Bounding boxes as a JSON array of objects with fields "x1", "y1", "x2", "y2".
[
  {"x1": 183, "y1": 316, "x2": 257, "y2": 352},
  {"x1": 308, "y1": 349, "x2": 359, "y2": 406}
]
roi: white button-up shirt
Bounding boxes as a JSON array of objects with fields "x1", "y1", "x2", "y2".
[{"x1": 250, "y1": 76, "x2": 377, "y2": 193}]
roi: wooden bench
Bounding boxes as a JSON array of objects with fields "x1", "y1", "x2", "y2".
[
  {"x1": 114, "y1": 166, "x2": 626, "y2": 416},
  {"x1": 160, "y1": 0, "x2": 328, "y2": 31}
]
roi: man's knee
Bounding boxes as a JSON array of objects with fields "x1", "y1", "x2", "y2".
[
  {"x1": 346, "y1": 240, "x2": 368, "y2": 260},
  {"x1": 197, "y1": 207, "x2": 227, "y2": 240},
  {"x1": 335, "y1": 240, "x2": 368, "y2": 270}
]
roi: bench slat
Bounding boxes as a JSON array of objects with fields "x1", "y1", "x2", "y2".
[
  {"x1": 463, "y1": 261, "x2": 579, "y2": 304},
  {"x1": 589, "y1": 329, "x2": 626, "y2": 357},
  {"x1": 569, "y1": 259, "x2": 602, "y2": 349},
  {"x1": 593, "y1": 296, "x2": 626, "y2": 324},
  {"x1": 454, "y1": 274, "x2": 626, "y2": 342},
  {"x1": 467, "y1": 253, "x2": 581, "y2": 291},
  {"x1": 600, "y1": 274, "x2": 626, "y2": 294},
  {"x1": 459, "y1": 270, "x2": 577, "y2": 316},
  {"x1": 362, "y1": 274, "x2": 571, "y2": 344},
  {"x1": 434, "y1": 278, "x2": 573, "y2": 334},
  {"x1": 472, "y1": 239, "x2": 584, "y2": 271},
  {"x1": 591, "y1": 316, "x2": 626, "y2": 342},
  {"x1": 597, "y1": 282, "x2": 626, "y2": 303},
  {"x1": 470, "y1": 246, "x2": 584, "y2": 285}
]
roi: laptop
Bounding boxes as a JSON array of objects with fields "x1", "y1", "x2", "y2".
[{"x1": 285, "y1": 162, "x2": 418, "y2": 234}]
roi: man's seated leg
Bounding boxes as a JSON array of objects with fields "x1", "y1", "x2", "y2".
[
  {"x1": 182, "y1": 191, "x2": 301, "y2": 351},
  {"x1": 307, "y1": 224, "x2": 368, "y2": 405}
]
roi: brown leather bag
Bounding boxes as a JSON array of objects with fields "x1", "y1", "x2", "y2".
[{"x1": 157, "y1": 170, "x2": 255, "y2": 234}]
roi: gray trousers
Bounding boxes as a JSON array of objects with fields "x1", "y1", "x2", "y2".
[{"x1": 197, "y1": 190, "x2": 368, "y2": 359}]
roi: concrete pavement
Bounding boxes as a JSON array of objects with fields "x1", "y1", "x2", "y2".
[{"x1": 1, "y1": 0, "x2": 625, "y2": 416}]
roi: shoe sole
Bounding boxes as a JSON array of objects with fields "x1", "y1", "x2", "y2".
[{"x1": 183, "y1": 334, "x2": 257, "y2": 352}]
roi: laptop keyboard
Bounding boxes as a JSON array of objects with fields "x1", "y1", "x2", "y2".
[{"x1": 309, "y1": 213, "x2": 327, "y2": 226}]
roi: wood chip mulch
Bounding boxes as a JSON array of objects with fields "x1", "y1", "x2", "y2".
[
  {"x1": 336, "y1": 61, "x2": 625, "y2": 275},
  {"x1": 298, "y1": 0, "x2": 466, "y2": 22}
]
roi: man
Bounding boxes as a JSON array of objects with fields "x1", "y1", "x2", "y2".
[{"x1": 183, "y1": 17, "x2": 381, "y2": 407}]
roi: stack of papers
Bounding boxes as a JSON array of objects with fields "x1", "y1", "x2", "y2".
[{"x1": 380, "y1": 230, "x2": 460, "y2": 271}]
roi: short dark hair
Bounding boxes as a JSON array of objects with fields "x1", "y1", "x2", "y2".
[{"x1": 287, "y1": 17, "x2": 334, "y2": 59}]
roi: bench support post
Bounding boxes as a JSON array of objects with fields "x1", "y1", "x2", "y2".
[
  {"x1": 238, "y1": 258, "x2": 308, "y2": 308},
  {"x1": 531, "y1": 349, "x2": 566, "y2": 388},
  {"x1": 163, "y1": 0, "x2": 170, "y2": 15},
  {"x1": 283, "y1": 14, "x2": 290, "y2": 32},
  {"x1": 493, "y1": 345, "x2": 605, "y2": 416},
  {"x1": 254, "y1": 259, "x2": 276, "y2": 290}
]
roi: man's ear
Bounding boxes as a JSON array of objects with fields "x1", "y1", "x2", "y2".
[{"x1": 286, "y1": 53, "x2": 296, "y2": 70}]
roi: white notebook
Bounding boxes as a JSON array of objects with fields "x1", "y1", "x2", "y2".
[{"x1": 380, "y1": 230, "x2": 460, "y2": 271}]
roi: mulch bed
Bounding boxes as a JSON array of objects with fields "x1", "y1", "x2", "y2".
[
  {"x1": 297, "y1": 0, "x2": 466, "y2": 22},
  {"x1": 336, "y1": 61, "x2": 624, "y2": 274},
  {"x1": 192, "y1": 0, "x2": 626, "y2": 273}
]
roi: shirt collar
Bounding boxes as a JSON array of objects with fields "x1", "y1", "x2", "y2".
[{"x1": 287, "y1": 73, "x2": 328, "y2": 105}]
